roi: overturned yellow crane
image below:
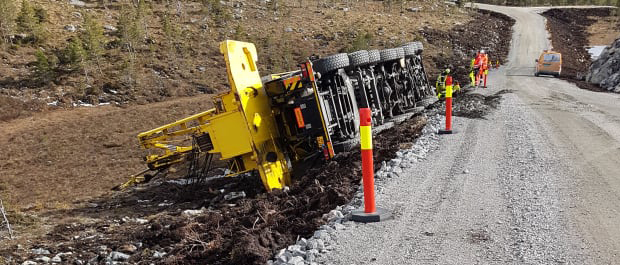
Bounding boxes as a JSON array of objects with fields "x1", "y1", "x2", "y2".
[
  {"x1": 136, "y1": 41, "x2": 292, "y2": 190},
  {"x1": 124, "y1": 39, "x2": 434, "y2": 191}
]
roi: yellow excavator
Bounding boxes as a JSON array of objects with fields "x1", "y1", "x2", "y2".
[{"x1": 119, "y1": 39, "x2": 433, "y2": 191}]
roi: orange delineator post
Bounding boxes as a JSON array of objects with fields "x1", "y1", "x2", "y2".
[
  {"x1": 439, "y1": 76, "x2": 453, "y2": 135},
  {"x1": 351, "y1": 108, "x2": 391, "y2": 223},
  {"x1": 359, "y1": 108, "x2": 375, "y2": 213}
]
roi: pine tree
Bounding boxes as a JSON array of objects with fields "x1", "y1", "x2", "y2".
[
  {"x1": 79, "y1": 13, "x2": 104, "y2": 78},
  {"x1": 0, "y1": 0, "x2": 17, "y2": 43},
  {"x1": 34, "y1": 49, "x2": 52, "y2": 84},
  {"x1": 16, "y1": 2, "x2": 47, "y2": 44},
  {"x1": 160, "y1": 11, "x2": 182, "y2": 69},
  {"x1": 233, "y1": 23, "x2": 245, "y2": 41},
  {"x1": 205, "y1": 0, "x2": 231, "y2": 27},
  {"x1": 161, "y1": 13, "x2": 177, "y2": 40},
  {"x1": 135, "y1": 0, "x2": 149, "y2": 40},
  {"x1": 80, "y1": 13, "x2": 104, "y2": 60},
  {"x1": 60, "y1": 37, "x2": 86, "y2": 70},
  {"x1": 116, "y1": 2, "x2": 150, "y2": 89},
  {"x1": 16, "y1": 0, "x2": 36, "y2": 34},
  {"x1": 347, "y1": 31, "x2": 373, "y2": 53},
  {"x1": 117, "y1": 8, "x2": 141, "y2": 53},
  {"x1": 34, "y1": 6, "x2": 47, "y2": 23}
]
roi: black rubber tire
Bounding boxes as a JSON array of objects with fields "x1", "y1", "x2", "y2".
[
  {"x1": 402, "y1": 44, "x2": 417, "y2": 57},
  {"x1": 534, "y1": 72, "x2": 539, "y2": 77},
  {"x1": 367, "y1": 50, "x2": 381, "y2": 64},
  {"x1": 402, "y1": 42, "x2": 418, "y2": 51},
  {"x1": 379, "y1": 47, "x2": 404, "y2": 63},
  {"x1": 414, "y1": 41, "x2": 423, "y2": 54},
  {"x1": 313, "y1": 53, "x2": 350, "y2": 74},
  {"x1": 348, "y1": 50, "x2": 370, "y2": 67}
]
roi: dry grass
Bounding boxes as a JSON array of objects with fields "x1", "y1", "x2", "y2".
[
  {"x1": 0, "y1": 0, "x2": 473, "y2": 111},
  {"x1": 587, "y1": 15, "x2": 620, "y2": 45},
  {"x1": 0, "y1": 95, "x2": 214, "y2": 210}
]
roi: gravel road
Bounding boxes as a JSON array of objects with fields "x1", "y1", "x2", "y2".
[{"x1": 316, "y1": 5, "x2": 620, "y2": 264}]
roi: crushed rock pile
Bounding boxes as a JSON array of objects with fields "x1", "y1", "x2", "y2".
[{"x1": 587, "y1": 37, "x2": 620, "y2": 93}]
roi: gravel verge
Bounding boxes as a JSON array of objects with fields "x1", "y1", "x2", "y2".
[
  {"x1": 274, "y1": 89, "x2": 594, "y2": 264},
  {"x1": 268, "y1": 90, "x2": 512, "y2": 265}
]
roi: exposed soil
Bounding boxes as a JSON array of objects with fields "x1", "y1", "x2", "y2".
[
  {"x1": 430, "y1": 89, "x2": 511, "y2": 119},
  {"x1": 421, "y1": 9, "x2": 515, "y2": 85},
  {"x1": 542, "y1": 8, "x2": 618, "y2": 92},
  {"x1": 0, "y1": 115, "x2": 427, "y2": 265}
]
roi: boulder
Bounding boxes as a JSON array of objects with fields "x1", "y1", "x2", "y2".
[
  {"x1": 109, "y1": 251, "x2": 130, "y2": 261},
  {"x1": 587, "y1": 37, "x2": 620, "y2": 92},
  {"x1": 69, "y1": 0, "x2": 86, "y2": 7},
  {"x1": 64, "y1": 25, "x2": 76, "y2": 32}
]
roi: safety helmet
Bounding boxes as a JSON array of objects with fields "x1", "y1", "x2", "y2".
[
  {"x1": 444, "y1": 68, "x2": 450, "y2": 74},
  {"x1": 480, "y1": 49, "x2": 486, "y2": 54}
]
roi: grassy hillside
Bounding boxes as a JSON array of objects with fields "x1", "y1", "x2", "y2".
[{"x1": 0, "y1": 0, "x2": 472, "y2": 118}]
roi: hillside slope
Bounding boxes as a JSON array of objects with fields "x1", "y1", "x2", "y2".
[{"x1": 0, "y1": 0, "x2": 510, "y2": 120}]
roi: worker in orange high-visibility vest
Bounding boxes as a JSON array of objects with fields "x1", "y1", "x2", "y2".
[
  {"x1": 482, "y1": 51, "x2": 489, "y2": 88},
  {"x1": 473, "y1": 51, "x2": 483, "y2": 86},
  {"x1": 474, "y1": 50, "x2": 489, "y2": 87}
]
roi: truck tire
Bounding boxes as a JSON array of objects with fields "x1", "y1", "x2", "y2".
[
  {"x1": 414, "y1": 41, "x2": 423, "y2": 54},
  {"x1": 402, "y1": 44, "x2": 417, "y2": 57},
  {"x1": 348, "y1": 50, "x2": 370, "y2": 67},
  {"x1": 313, "y1": 53, "x2": 350, "y2": 74},
  {"x1": 379, "y1": 47, "x2": 404, "y2": 63},
  {"x1": 368, "y1": 50, "x2": 381, "y2": 64}
]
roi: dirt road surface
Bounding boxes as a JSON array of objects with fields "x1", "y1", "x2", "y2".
[{"x1": 320, "y1": 5, "x2": 620, "y2": 264}]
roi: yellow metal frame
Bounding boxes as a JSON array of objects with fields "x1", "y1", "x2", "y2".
[
  {"x1": 134, "y1": 40, "x2": 291, "y2": 191},
  {"x1": 220, "y1": 40, "x2": 291, "y2": 190}
]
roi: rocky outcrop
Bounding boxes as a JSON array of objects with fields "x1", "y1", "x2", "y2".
[{"x1": 587, "y1": 38, "x2": 620, "y2": 93}]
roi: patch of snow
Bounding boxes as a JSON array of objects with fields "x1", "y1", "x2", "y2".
[
  {"x1": 588, "y1": 45, "x2": 607, "y2": 60},
  {"x1": 72, "y1": 100, "x2": 94, "y2": 107}
]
